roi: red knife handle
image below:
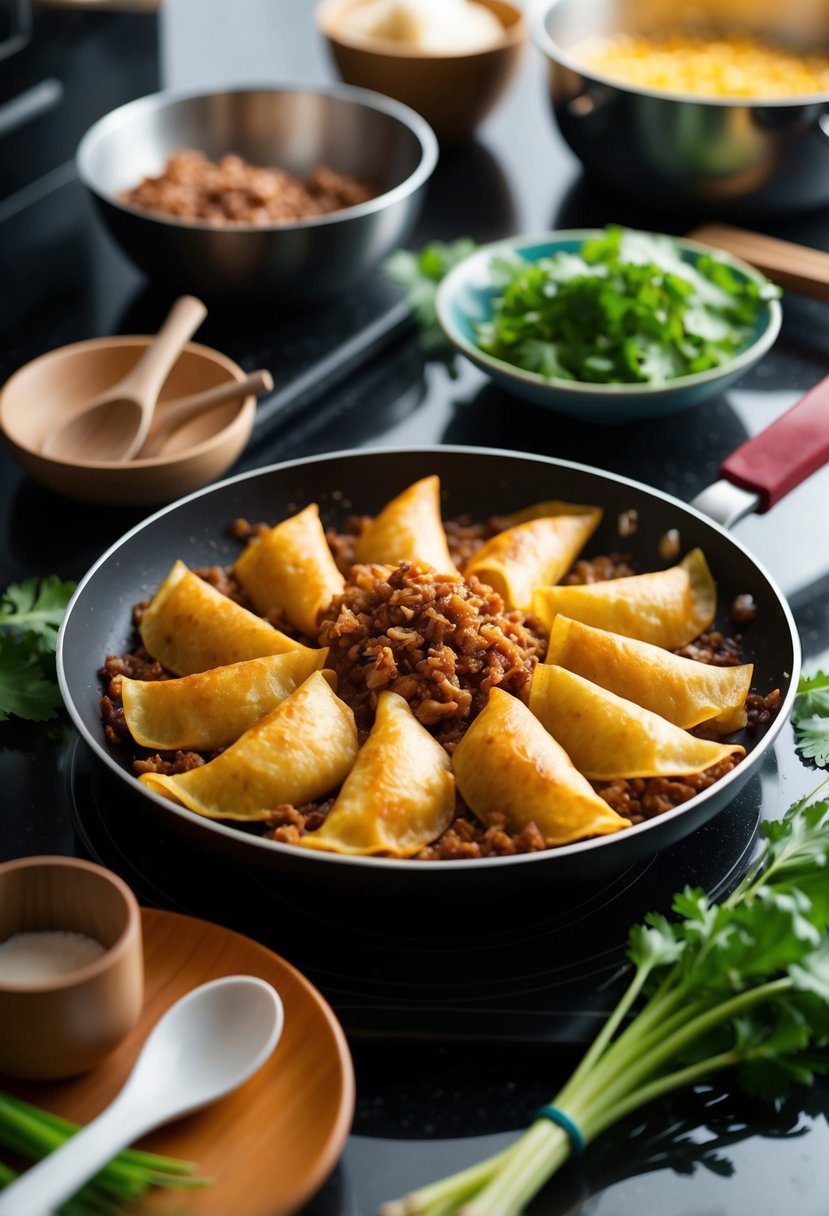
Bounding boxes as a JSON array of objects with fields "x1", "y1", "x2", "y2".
[{"x1": 721, "y1": 372, "x2": 829, "y2": 511}]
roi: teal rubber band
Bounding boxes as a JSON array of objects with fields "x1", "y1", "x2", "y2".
[{"x1": 535, "y1": 1105, "x2": 585, "y2": 1156}]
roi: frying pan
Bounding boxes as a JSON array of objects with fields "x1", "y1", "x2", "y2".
[{"x1": 57, "y1": 385, "x2": 829, "y2": 901}]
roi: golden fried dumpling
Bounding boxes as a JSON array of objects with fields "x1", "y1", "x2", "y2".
[
  {"x1": 140, "y1": 560, "x2": 319, "y2": 676},
  {"x1": 465, "y1": 500, "x2": 602, "y2": 608},
  {"x1": 139, "y1": 670, "x2": 358, "y2": 821},
  {"x1": 532, "y1": 549, "x2": 716, "y2": 650},
  {"x1": 546, "y1": 616, "x2": 752, "y2": 734},
  {"x1": 121, "y1": 649, "x2": 328, "y2": 751},
  {"x1": 529, "y1": 665, "x2": 745, "y2": 780},
  {"x1": 299, "y1": 691, "x2": 455, "y2": 856},
  {"x1": 452, "y1": 687, "x2": 630, "y2": 846},
  {"x1": 354, "y1": 475, "x2": 459, "y2": 575},
  {"x1": 233, "y1": 503, "x2": 345, "y2": 638}
]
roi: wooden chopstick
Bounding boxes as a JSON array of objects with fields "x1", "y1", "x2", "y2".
[{"x1": 688, "y1": 223, "x2": 829, "y2": 303}]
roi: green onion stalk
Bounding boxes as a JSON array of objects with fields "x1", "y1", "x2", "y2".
[{"x1": 0, "y1": 1092, "x2": 210, "y2": 1214}]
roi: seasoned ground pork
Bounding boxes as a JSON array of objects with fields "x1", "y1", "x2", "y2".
[
  {"x1": 317, "y1": 561, "x2": 546, "y2": 744},
  {"x1": 120, "y1": 150, "x2": 376, "y2": 226}
]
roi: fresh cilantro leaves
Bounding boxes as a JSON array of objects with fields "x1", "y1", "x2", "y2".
[
  {"x1": 477, "y1": 226, "x2": 779, "y2": 385},
  {"x1": 385, "y1": 227, "x2": 780, "y2": 390},
  {"x1": 384, "y1": 238, "x2": 477, "y2": 354},
  {"x1": 386, "y1": 783, "x2": 829, "y2": 1213},
  {"x1": 792, "y1": 670, "x2": 829, "y2": 767},
  {"x1": 0, "y1": 576, "x2": 75, "y2": 723}
]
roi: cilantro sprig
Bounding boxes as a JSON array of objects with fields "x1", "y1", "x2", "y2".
[
  {"x1": 385, "y1": 238, "x2": 477, "y2": 354},
  {"x1": 382, "y1": 684, "x2": 829, "y2": 1216},
  {"x1": 0, "y1": 576, "x2": 75, "y2": 723},
  {"x1": 793, "y1": 670, "x2": 829, "y2": 767}
]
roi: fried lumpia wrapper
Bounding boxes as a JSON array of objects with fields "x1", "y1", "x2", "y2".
[
  {"x1": 139, "y1": 670, "x2": 357, "y2": 821},
  {"x1": 140, "y1": 560, "x2": 319, "y2": 676},
  {"x1": 529, "y1": 664, "x2": 745, "y2": 780},
  {"x1": 122, "y1": 649, "x2": 329, "y2": 751},
  {"x1": 233, "y1": 503, "x2": 345, "y2": 638},
  {"x1": 452, "y1": 687, "x2": 630, "y2": 846},
  {"x1": 354, "y1": 475, "x2": 459, "y2": 575},
  {"x1": 546, "y1": 616, "x2": 752, "y2": 733},
  {"x1": 531, "y1": 549, "x2": 716, "y2": 649},
  {"x1": 299, "y1": 691, "x2": 455, "y2": 856},
  {"x1": 465, "y1": 501, "x2": 602, "y2": 608}
]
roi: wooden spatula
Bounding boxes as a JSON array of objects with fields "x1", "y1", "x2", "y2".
[{"x1": 689, "y1": 223, "x2": 829, "y2": 302}]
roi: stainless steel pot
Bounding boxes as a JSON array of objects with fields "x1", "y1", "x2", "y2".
[{"x1": 530, "y1": 0, "x2": 829, "y2": 214}]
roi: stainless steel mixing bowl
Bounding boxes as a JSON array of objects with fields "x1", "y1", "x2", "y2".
[
  {"x1": 77, "y1": 83, "x2": 438, "y2": 303},
  {"x1": 531, "y1": 0, "x2": 829, "y2": 214}
]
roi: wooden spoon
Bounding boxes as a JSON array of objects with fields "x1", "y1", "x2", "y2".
[
  {"x1": 41, "y1": 295, "x2": 207, "y2": 462},
  {"x1": 689, "y1": 224, "x2": 829, "y2": 302},
  {"x1": 136, "y1": 368, "x2": 273, "y2": 459}
]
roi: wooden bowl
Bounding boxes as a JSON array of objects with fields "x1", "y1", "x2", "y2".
[
  {"x1": 0, "y1": 856, "x2": 143, "y2": 1080},
  {"x1": 0, "y1": 337, "x2": 257, "y2": 505},
  {"x1": 316, "y1": 0, "x2": 527, "y2": 145}
]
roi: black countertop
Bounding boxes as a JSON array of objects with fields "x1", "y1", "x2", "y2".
[{"x1": 2, "y1": 6, "x2": 829, "y2": 1215}]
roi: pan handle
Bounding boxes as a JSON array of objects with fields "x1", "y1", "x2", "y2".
[{"x1": 708, "y1": 371, "x2": 829, "y2": 521}]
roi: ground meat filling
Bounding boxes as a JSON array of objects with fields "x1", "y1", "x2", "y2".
[
  {"x1": 101, "y1": 530, "x2": 781, "y2": 860},
  {"x1": 317, "y1": 561, "x2": 546, "y2": 744},
  {"x1": 120, "y1": 150, "x2": 376, "y2": 226},
  {"x1": 593, "y1": 755, "x2": 741, "y2": 827}
]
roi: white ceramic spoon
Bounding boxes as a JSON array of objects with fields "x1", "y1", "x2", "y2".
[{"x1": 0, "y1": 975, "x2": 284, "y2": 1216}]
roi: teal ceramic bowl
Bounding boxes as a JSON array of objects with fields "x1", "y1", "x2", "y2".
[{"x1": 435, "y1": 229, "x2": 782, "y2": 423}]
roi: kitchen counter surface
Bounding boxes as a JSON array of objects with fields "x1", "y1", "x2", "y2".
[{"x1": 2, "y1": 4, "x2": 829, "y2": 1214}]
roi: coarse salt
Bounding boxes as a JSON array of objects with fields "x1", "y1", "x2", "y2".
[{"x1": 0, "y1": 930, "x2": 106, "y2": 985}]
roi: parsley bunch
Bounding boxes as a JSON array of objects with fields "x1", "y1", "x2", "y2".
[
  {"x1": 477, "y1": 226, "x2": 779, "y2": 385},
  {"x1": 0, "y1": 576, "x2": 75, "y2": 722},
  {"x1": 382, "y1": 776, "x2": 829, "y2": 1215}
]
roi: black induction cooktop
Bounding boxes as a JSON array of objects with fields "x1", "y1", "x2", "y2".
[{"x1": 66, "y1": 735, "x2": 775, "y2": 1047}]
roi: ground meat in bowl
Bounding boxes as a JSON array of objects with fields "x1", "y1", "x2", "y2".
[{"x1": 120, "y1": 150, "x2": 376, "y2": 226}]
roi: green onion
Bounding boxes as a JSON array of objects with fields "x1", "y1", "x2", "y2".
[{"x1": 0, "y1": 1092, "x2": 211, "y2": 1214}]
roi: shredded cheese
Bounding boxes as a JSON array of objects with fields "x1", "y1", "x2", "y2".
[{"x1": 574, "y1": 31, "x2": 829, "y2": 99}]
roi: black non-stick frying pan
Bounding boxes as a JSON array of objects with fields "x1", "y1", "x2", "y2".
[{"x1": 57, "y1": 387, "x2": 829, "y2": 901}]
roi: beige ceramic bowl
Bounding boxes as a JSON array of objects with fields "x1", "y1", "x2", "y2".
[
  {"x1": 0, "y1": 856, "x2": 144, "y2": 1080},
  {"x1": 316, "y1": 0, "x2": 526, "y2": 144},
  {"x1": 0, "y1": 336, "x2": 257, "y2": 506}
]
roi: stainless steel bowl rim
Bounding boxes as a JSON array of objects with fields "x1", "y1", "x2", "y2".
[
  {"x1": 435, "y1": 228, "x2": 783, "y2": 399},
  {"x1": 76, "y1": 80, "x2": 439, "y2": 235},
  {"x1": 57, "y1": 441, "x2": 800, "y2": 876},
  {"x1": 528, "y1": 0, "x2": 829, "y2": 108}
]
